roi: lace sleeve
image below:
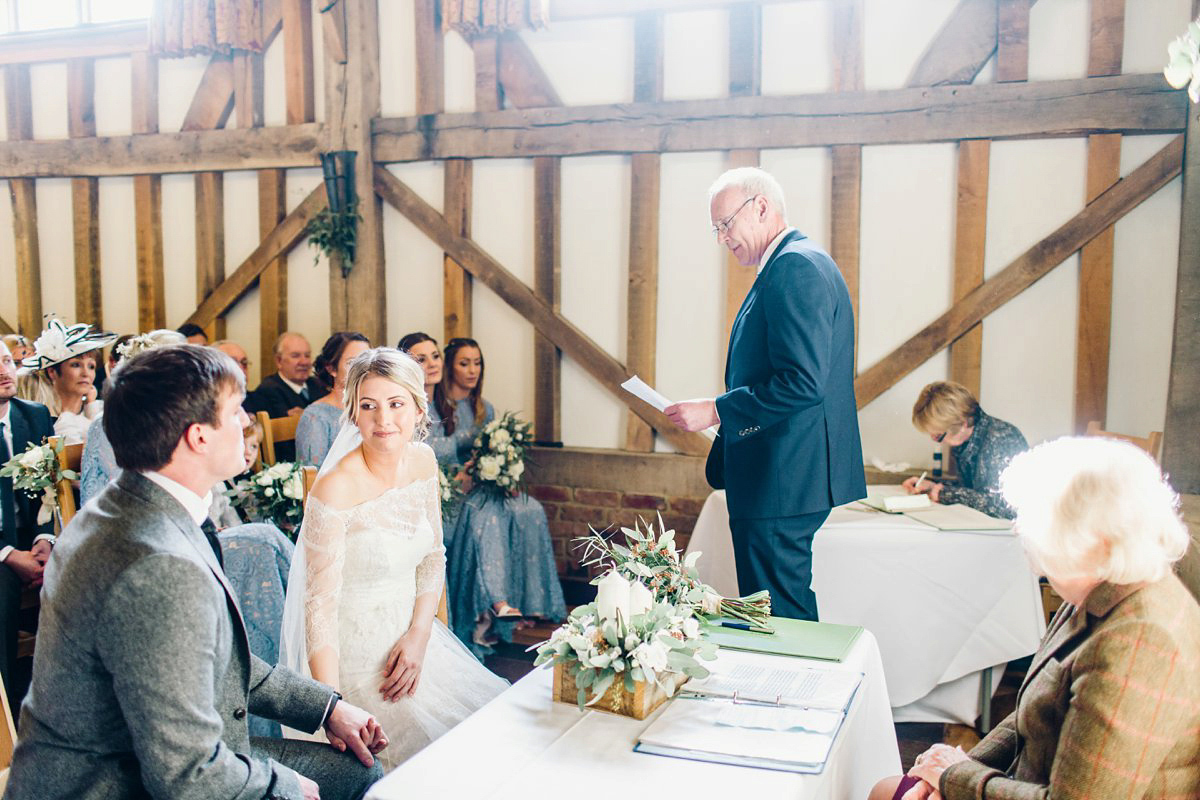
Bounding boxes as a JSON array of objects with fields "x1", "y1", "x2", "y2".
[
  {"x1": 415, "y1": 450, "x2": 446, "y2": 599},
  {"x1": 300, "y1": 496, "x2": 347, "y2": 660}
]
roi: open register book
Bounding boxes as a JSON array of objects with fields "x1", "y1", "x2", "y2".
[{"x1": 635, "y1": 657, "x2": 863, "y2": 773}]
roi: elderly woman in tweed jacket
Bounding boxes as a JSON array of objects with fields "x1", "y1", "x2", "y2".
[{"x1": 872, "y1": 436, "x2": 1200, "y2": 800}]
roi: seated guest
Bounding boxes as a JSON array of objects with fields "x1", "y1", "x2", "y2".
[
  {"x1": 430, "y1": 336, "x2": 566, "y2": 652},
  {"x1": 19, "y1": 319, "x2": 115, "y2": 445},
  {"x1": 247, "y1": 332, "x2": 323, "y2": 420},
  {"x1": 872, "y1": 436, "x2": 1199, "y2": 800},
  {"x1": 398, "y1": 332, "x2": 453, "y2": 464},
  {"x1": 0, "y1": 335, "x2": 32, "y2": 365},
  {"x1": 0, "y1": 340, "x2": 54, "y2": 711},
  {"x1": 296, "y1": 332, "x2": 369, "y2": 467},
  {"x1": 212, "y1": 339, "x2": 251, "y2": 381},
  {"x1": 99, "y1": 334, "x2": 135, "y2": 396},
  {"x1": 903, "y1": 381, "x2": 1027, "y2": 518},
  {"x1": 81, "y1": 330, "x2": 186, "y2": 504},
  {"x1": 5, "y1": 344, "x2": 385, "y2": 800},
  {"x1": 177, "y1": 322, "x2": 208, "y2": 345}
]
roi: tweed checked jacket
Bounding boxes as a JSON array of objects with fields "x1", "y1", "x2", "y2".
[
  {"x1": 4, "y1": 470, "x2": 335, "y2": 800},
  {"x1": 941, "y1": 573, "x2": 1200, "y2": 800}
]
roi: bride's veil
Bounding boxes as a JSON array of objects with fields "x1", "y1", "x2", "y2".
[{"x1": 278, "y1": 421, "x2": 362, "y2": 678}]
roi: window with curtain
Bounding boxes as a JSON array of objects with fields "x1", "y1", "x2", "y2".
[{"x1": 1, "y1": 0, "x2": 150, "y2": 34}]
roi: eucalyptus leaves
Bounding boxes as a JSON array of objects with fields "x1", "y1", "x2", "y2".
[
  {"x1": 306, "y1": 202, "x2": 361, "y2": 276},
  {"x1": 0, "y1": 438, "x2": 76, "y2": 526}
]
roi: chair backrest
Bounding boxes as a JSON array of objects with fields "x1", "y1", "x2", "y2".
[
  {"x1": 0, "y1": 662, "x2": 16, "y2": 771},
  {"x1": 257, "y1": 411, "x2": 301, "y2": 466},
  {"x1": 296, "y1": 464, "x2": 447, "y2": 625},
  {"x1": 1084, "y1": 421, "x2": 1163, "y2": 462},
  {"x1": 51, "y1": 436, "x2": 84, "y2": 530}
]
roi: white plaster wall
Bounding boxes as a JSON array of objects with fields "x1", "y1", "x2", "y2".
[{"x1": 0, "y1": 0, "x2": 1189, "y2": 468}]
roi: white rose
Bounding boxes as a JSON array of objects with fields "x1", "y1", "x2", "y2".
[
  {"x1": 477, "y1": 455, "x2": 501, "y2": 481},
  {"x1": 507, "y1": 461, "x2": 524, "y2": 480},
  {"x1": 263, "y1": 487, "x2": 275, "y2": 497},
  {"x1": 681, "y1": 617, "x2": 700, "y2": 639},
  {"x1": 595, "y1": 571, "x2": 631, "y2": 624},
  {"x1": 281, "y1": 474, "x2": 302, "y2": 499},
  {"x1": 633, "y1": 641, "x2": 669, "y2": 674},
  {"x1": 491, "y1": 428, "x2": 511, "y2": 447},
  {"x1": 18, "y1": 448, "x2": 43, "y2": 469}
]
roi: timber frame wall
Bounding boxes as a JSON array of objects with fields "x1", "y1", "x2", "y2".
[{"x1": 0, "y1": 0, "x2": 1197, "y2": 493}]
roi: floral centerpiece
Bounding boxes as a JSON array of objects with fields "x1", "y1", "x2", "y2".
[
  {"x1": 438, "y1": 462, "x2": 465, "y2": 523},
  {"x1": 577, "y1": 514, "x2": 773, "y2": 630},
  {"x1": 0, "y1": 438, "x2": 77, "y2": 528},
  {"x1": 228, "y1": 461, "x2": 305, "y2": 539},
  {"x1": 534, "y1": 570, "x2": 718, "y2": 718},
  {"x1": 466, "y1": 411, "x2": 533, "y2": 497}
]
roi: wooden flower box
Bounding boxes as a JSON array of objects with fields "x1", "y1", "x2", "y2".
[{"x1": 552, "y1": 662, "x2": 689, "y2": 720}]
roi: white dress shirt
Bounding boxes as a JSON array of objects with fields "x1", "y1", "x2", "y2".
[
  {"x1": 0, "y1": 402, "x2": 58, "y2": 563},
  {"x1": 758, "y1": 226, "x2": 797, "y2": 276},
  {"x1": 279, "y1": 375, "x2": 307, "y2": 397},
  {"x1": 143, "y1": 471, "x2": 213, "y2": 527}
]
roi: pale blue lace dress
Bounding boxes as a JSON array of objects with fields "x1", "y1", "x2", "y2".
[
  {"x1": 295, "y1": 401, "x2": 344, "y2": 468},
  {"x1": 79, "y1": 418, "x2": 294, "y2": 738},
  {"x1": 430, "y1": 398, "x2": 565, "y2": 655}
]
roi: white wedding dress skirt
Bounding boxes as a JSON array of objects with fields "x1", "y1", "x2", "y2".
[{"x1": 293, "y1": 476, "x2": 508, "y2": 772}]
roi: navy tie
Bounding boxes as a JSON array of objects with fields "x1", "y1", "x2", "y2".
[
  {"x1": 0, "y1": 422, "x2": 12, "y2": 542},
  {"x1": 201, "y1": 518, "x2": 224, "y2": 569}
]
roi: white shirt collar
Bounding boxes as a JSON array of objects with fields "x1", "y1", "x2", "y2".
[
  {"x1": 279, "y1": 375, "x2": 306, "y2": 395},
  {"x1": 758, "y1": 226, "x2": 797, "y2": 275},
  {"x1": 143, "y1": 471, "x2": 213, "y2": 527},
  {"x1": 0, "y1": 403, "x2": 11, "y2": 454}
]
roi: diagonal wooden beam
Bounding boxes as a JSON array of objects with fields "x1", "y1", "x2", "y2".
[
  {"x1": 186, "y1": 186, "x2": 327, "y2": 330},
  {"x1": 373, "y1": 166, "x2": 710, "y2": 456},
  {"x1": 0, "y1": 315, "x2": 13, "y2": 336},
  {"x1": 497, "y1": 33, "x2": 561, "y2": 107},
  {"x1": 855, "y1": 135, "x2": 1184, "y2": 408},
  {"x1": 906, "y1": 0, "x2": 998, "y2": 87}
]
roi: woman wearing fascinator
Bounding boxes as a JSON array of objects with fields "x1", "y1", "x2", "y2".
[
  {"x1": 18, "y1": 319, "x2": 116, "y2": 445},
  {"x1": 280, "y1": 347, "x2": 506, "y2": 771}
]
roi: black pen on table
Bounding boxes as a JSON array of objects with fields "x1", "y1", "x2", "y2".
[{"x1": 714, "y1": 620, "x2": 774, "y2": 634}]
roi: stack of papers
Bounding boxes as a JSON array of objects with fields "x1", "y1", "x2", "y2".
[{"x1": 635, "y1": 658, "x2": 863, "y2": 774}]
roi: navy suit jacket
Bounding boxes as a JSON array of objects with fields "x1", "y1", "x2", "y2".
[
  {"x1": 2, "y1": 398, "x2": 55, "y2": 549},
  {"x1": 244, "y1": 373, "x2": 326, "y2": 420},
  {"x1": 708, "y1": 230, "x2": 866, "y2": 520}
]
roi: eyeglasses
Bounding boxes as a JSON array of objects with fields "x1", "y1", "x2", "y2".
[
  {"x1": 932, "y1": 423, "x2": 963, "y2": 444},
  {"x1": 711, "y1": 196, "x2": 756, "y2": 237}
]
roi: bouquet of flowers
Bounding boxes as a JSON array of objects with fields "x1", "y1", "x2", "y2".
[
  {"x1": 0, "y1": 438, "x2": 77, "y2": 527},
  {"x1": 577, "y1": 514, "x2": 773, "y2": 630},
  {"x1": 438, "y1": 462, "x2": 465, "y2": 523},
  {"x1": 466, "y1": 411, "x2": 533, "y2": 497},
  {"x1": 534, "y1": 570, "x2": 717, "y2": 712},
  {"x1": 228, "y1": 461, "x2": 305, "y2": 539}
]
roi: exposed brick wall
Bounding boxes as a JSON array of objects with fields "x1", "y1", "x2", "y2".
[{"x1": 530, "y1": 484, "x2": 710, "y2": 581}]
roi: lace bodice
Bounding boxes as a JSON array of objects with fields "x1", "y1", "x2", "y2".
[{"x1": 300, "y1": 473, "x2": 446, "y2": 661}]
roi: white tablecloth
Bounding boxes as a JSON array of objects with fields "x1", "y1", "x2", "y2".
[
  {"x1": 686, "y1": 489, "x2": 1046, "y2": 724},
  {"x1": 368, "y1": 632, "x2": 900, "y2": 800}
]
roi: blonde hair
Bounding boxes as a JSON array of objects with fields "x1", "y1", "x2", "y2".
[
  {"x1": 708, "y1": 167, "x2": 788, "y2": 222},
  {"x1": 912, "y1": 381, "x2": 979, "y2": 434},
  {"x1": 17, "y1": 371, "x2": 58, "y2": 414},
  {"x1": 1001, "y1": 437, "x2": 1188, "y2": 585},
  {"x1": 343, "y1": 347, "x2": 429, "y2": 440},
  {"x1": 243, "y1": 419, "x2": 264, "y2": 443}
]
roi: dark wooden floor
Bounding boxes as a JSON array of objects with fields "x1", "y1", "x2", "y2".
[{"x1": 484, "y1": 633, "x2": 1028, "y2": 773}]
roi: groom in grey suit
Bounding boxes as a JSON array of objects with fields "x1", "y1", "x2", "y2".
[{"x1": 5, "y1": 345, "x2": 386, "y2": 800}]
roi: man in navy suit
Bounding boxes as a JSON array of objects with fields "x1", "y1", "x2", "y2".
[
  {"x1": 666, "y1": 168, "x2": 865, "y2": 621},
  {"x1": 0, "y1": 340, "x2": 55, "y2": 707}
]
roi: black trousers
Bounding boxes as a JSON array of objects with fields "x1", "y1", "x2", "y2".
[
  {"x1": 0, "y1": 564, "x2": 25, "y2": 711},
  {"x1": 253, "y1": 737, "x2": 383, "y2": 800},
  {"x1": 729, "y1": 509, "x2": 830, "y2": 621}
]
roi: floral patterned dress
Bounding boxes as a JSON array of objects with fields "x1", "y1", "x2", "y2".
[
  {"x1": 941, "y1": 408, "x2": 1028, "y2": 519},
  {"x1": 428, "y1": 398, "x2": 566, "y2": 655}
]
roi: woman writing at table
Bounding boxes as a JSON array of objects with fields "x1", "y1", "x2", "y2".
[
  {"x1": 903, "y1": 381, "x2": 1027, "y2": 519},
  {"x1": 871, "y1": 436, "x2": 1200, "y2": 800}
]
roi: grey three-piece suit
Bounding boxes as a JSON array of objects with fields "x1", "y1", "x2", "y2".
[{"x1": 4, "y1": 470, "x2": 381, "y2": 800}]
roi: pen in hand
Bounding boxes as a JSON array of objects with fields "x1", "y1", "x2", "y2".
[{"x1": 912, "y1": 471, "x2": 927, "y2": 494}]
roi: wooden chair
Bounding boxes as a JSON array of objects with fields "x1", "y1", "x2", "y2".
[
  {"x1": 257, "y1": 411, "x2": 301, "y2": 466},
  {"x1": 298, "y1": 466, "x2": 449, "y2": 625},
  {"x1": 0, "y1": 675, "x2": 16, "y2": 793},
  {"x1": 50, "y1": 436, "x2": 84, "y2": 530},
  {"x1": 1084, "y1": 421, "x2": 1163, "y2": 462}
]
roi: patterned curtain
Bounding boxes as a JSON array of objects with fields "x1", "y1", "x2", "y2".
[
  {"x1": 443, "y1": 0, "x2": 550, "y2": 39},
  {"x1": 150, "y1": 0, "x2": 266, "y2": 58}
]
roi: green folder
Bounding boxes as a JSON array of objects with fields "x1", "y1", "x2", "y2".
[{"x1": 700, "y1": 616, "x2": 864, "y2": 662}]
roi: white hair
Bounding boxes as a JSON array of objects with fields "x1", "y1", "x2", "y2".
[
  {"x1": 1001, "y1": 437, "x2": 1188, "y2": 585},
  {"x1": 708, "y1": 167, "x2": 788, "y2": 222}
]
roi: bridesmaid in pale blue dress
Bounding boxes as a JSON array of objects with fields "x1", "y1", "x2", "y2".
[
  {"x1": 402, "y1": 333, "x2": 565, "y2": 653},
  {"x1": 294, "y1": 331, "x2": 369, "y2": 468}
]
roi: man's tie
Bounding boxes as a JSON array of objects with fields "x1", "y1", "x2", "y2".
[
  {"x1": 201, "y1": 518, "x2": 224, "y2": 569},
  {"x1": 299, "y1": 385, "x2": 309, "y2": 402},
  {"x1": 0, "y1": 422, "x2": 12, "y2": 541}
]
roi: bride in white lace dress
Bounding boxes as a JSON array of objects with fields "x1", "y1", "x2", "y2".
[{"x1": 281, "y1": 347, "x2": 507, "y2": 771}]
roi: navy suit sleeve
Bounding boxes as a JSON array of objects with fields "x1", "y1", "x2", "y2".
[{"x1": 715, "y1": 255, "x2": 836, "y2": 438}]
